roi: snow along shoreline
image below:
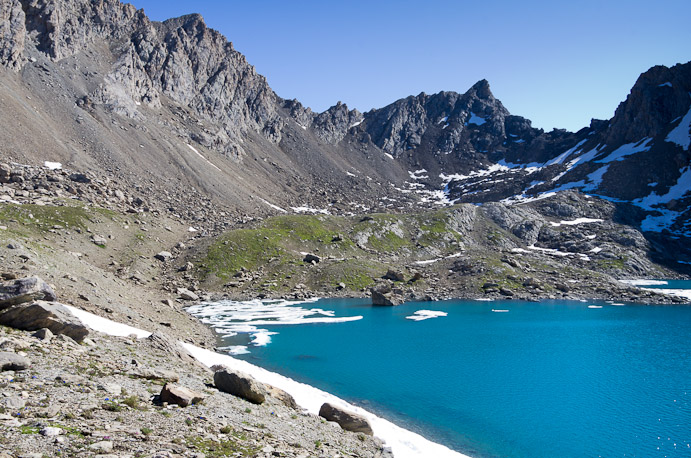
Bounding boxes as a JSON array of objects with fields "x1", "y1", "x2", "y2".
[{"x1": 64, "y1": 305, "x2": 470, "y2": 458}]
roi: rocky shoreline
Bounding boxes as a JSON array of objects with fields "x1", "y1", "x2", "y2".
[{"x1": 0, "y1": 275, "x2": 393, "y2": 458}]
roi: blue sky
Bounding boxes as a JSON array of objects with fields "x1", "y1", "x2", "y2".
[{"x1": 128, "y1": 0, "x2": 691, "y2": 132}]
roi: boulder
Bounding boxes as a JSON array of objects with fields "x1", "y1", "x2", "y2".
[
  {"x1": 154, "y1": 251, "x2": 172, "y2": 262},
  {"x1": 160, "y1": 383, "x2": 205, "y2": 407},
  {"x1": 318, "y1": 402, "x2": 374, "y2": 435},
  {"x1": 145, "y1": 332, "x2": 196, "y2": 365},
  {"x1": 266, "y1": 384, "x2": 298, "y2": 409},
  {"x1": 0, "y1": 301, "x2": 89, "y2": 342},
  {"x1": 129, "y1": 367, "x2": 180, "y2": 382},
  {"x1": 32, "y1": 328, "x2": 54, "y2": 341},
  {"x1": 382, "y1": 269, "x2": 405, "y2": 282},
  {"x1": 0, "y1": 352, "x2": 30, "y2": 371},
  {"x1": 0, "y1": 163, "x2": 11, "y2": 183},
  {"x1": 91, "y1": 235, "x2": 107, "y2": 246},
  {"x1": 214, "y1": 367, "x2": 266, "y2": 404},
  {"x1": 303, "y1": 253, "x2": 321, "y2": 264},
  {"x1": 177, "y1": 288, "x2": 199, "y2": 301},
  {"x1": 370, "y1": 284, "x2": 403, "y2": 306},
  {"x1": 0, "y1": 277, "x2": 56, "y2": 309}
]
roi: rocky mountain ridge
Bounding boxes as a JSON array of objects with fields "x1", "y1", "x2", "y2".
[{"x1": 0, "y1": 0, "x2": 690, "y2": 265}]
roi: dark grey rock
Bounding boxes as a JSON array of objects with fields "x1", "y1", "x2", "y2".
[
  {"x1": 370, "y1": 284, "x2": 403, "y2": 306},
  {"x1": 303, "y1": 253, "x2": 321, "y2": 264},
  {"x1": 32, "y1": 327, "x2": 54, "y2": 341},
  {"x1": 318, "y1": 402, "x2": 373, "y2": 435},
  {"x1": 0, "y1": 301, "x2": 89, "y2": 342},
  {"x1": 382, "y1": 269, "x2": 405, "y2": 282},
  {"x1": 0, "y1": 277, "x2": 57, "y2": 309}
]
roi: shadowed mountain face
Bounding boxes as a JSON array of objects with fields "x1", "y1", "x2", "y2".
[{"x1": 0, "y1": 0, "x2": 690, "y2": 261}]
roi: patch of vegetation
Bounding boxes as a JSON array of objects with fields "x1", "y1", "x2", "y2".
[
  {"x1": 101, "y1": 401, "x2": 122, "y2": 412},
  {"x1": 0, "y1": 202, "x2": 113, "y2": 235},
  {"x1": 265, "y1": 214, "x2": 335, "y2": 243},
  {"x1": 367, "y1": 230, "x2": 411, "y2": 253},
  {"x1": 597, "y1": 258, "x2": 626, "y2": 270},
  {"x1": 122, "y1": 395, "x2": 146, "y2": 411},
  {"x1": 185, "y1": 435, "x2": 260, "y2": 457},
  {"x1": 202, "y1": 228, "x2": 291, "y2": 279},
  {"x1": 141, "y1": 427, "x2": 153, "y2": 435},
  {"x1": 20, "y1": 425, "x2": 39, "y2": 434}
]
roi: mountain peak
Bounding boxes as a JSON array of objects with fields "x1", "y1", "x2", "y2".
[{"x1": 470, "y1": 79, "x2": 493, "y2": 99}]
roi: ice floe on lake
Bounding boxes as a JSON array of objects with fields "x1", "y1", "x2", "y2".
[
  {"x1": 186, "y1": 298, "x2": 363, "y2": 346},
  {"x1": 406, "y1": 310, "x2": 448, "y2": 321}
]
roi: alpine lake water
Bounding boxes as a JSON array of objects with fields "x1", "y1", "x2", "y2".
[{"x1": 188, "y1": 282, "x2": 691, "y2": 458}]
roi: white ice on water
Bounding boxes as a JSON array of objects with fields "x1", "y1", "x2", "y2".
[{"x1": 405, "y1": 310, "x2": 448, "y2": 321}]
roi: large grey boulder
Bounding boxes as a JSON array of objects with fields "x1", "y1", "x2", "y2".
[
  {"x1": 0, "y1": 351, "x2": 30, "y2": 371},
  {"x1": 145, "y1": 332, "x2": 196, "y2": 365},
  {"x1": 0, "y1": 277, "x2": 56, "y2": 309},
  {"x1": 160, "y1": 383, "x2": 205, "y2": 407},
  {"x1": 370, "y1": 284, "x2": 403, "y2": 306},
  {"x1": 0, "y1": 301, "x2": 89, "y2": 342},
  {"x1": 318, "y1": 402, "x2": 374, "y2": 436},
  {"x1": 266, "y1": 384, "x2": 298, "y2": 409},
  {"x1": 213, "y1": 367, "x2": 266, "y2": 404}
]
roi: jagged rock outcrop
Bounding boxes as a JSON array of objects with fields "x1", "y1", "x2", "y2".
[
  {"x1": 312, "y1": 102, "x2": 363, "y2": 144},
  {"x1": 0, "y1": 0, "x2": 25, "y2": 70},
  {"x1": 604, "y1": 63, "x2": 691, "y2": 147}
]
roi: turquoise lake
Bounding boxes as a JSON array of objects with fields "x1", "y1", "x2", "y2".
[{"x1": 189, "y1": 296, "x2": 691, "y2": 458}]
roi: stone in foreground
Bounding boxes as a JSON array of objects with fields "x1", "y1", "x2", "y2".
[
  {"x1": 0, "y1": 351, "x2": 30, "y2": 371},
  {"x1": 318, "y1": 402, "x2": 374, "y2": 436},
  {"x1": 213, "y1": 367, "x2": 266, "y2": 404},
  {"x1": 0, "y1": 276, "x2": 56, "y2": 308},
  {"x1": 0, "y1": 301, "x2": 89, "y2": 342},
  {"x1": 266, "y1": 384, "x2": 298, "y2": 409},
  {"x1": 160, "y1": 383, "x2": 205, "y2": 407}
]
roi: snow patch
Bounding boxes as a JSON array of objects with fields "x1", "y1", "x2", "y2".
[
  {"x1": 43, "y1": 161, "x2": 62, "y2": 170},
  {"x1": 187, "y1": 144, "x2": 222, "y2": 172},
  {"x1": 658, "y1": 82, "x2": 673, "y2": 88},
  {"x1": 549, "y1": 218, "x2": 603, "y2": 227},
  {"x1": 291, "y1": 206, "x2": 330, "y2": 215},
  {"x1": 665, "y1": 105, "x2": 691, "y2": 151},
  {"x1": 258, "y1": 198, "x2": 288, "y2": 213},
  {"x1": 596, "y1": 138, "x2": 652, "y2": 163},
  {"x1": 384, "y1": 153, "x2": 395, "y2": 160},
  {"x1": 466, "y1": 112, "x2": 486, "y2": 126}
]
